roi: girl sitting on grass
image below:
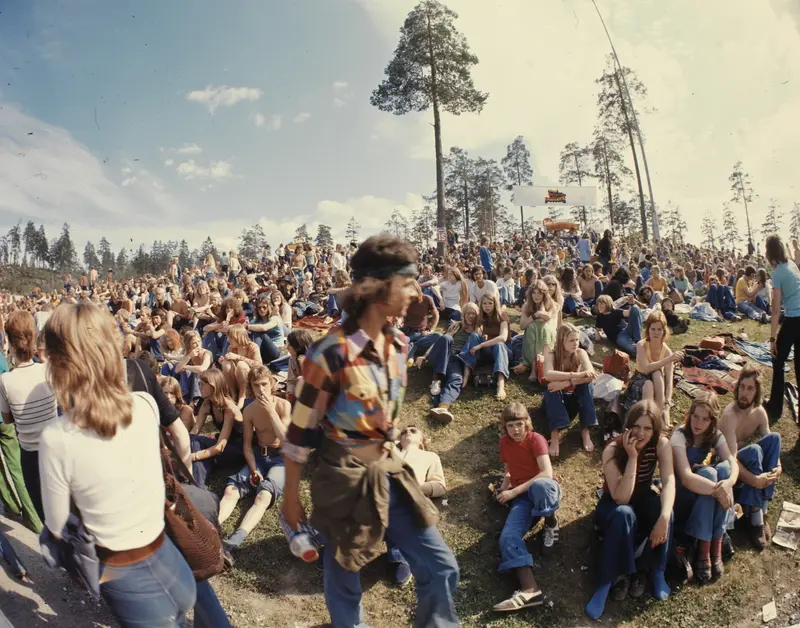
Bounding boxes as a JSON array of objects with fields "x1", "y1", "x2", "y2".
[{"x1": 493, "y1": 402, "x2": 561, "y2": 613}]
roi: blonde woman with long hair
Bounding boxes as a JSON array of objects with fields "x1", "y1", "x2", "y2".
[
  {"x1": 542, "y1": 323, "x2": 598, "y2": 456},
  {"x1": 419, "y1": 302, "x2": 482, "y2": 424},
  {"x1": 39, "y1": 302, "x2": 196, "y2": 626},
  {"x1": 190, "y1": 368, "x2": 245, "y2": 488},
  {"x1": 220, "y1": 324, "x2": 262, "y2": 409},
  {"x1": 460, "y1": 292, "x2": 510, "y2": 401},
  {"x1": 514, "y1": 281, "x2": 558, "y2": 382}
]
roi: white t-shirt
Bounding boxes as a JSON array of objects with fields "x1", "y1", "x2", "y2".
[
  {"x1": 397, "y1": 447, "x2": 446, "y2": 487},
  {"x1": 33, "y1": 311, "x2": 52, "y2": 334},
  {"x1": 331, "y1": 252, "x2": 346, "y2": 272},
  {"x1": 469, "y1": 279, "x2": 499, "y2": 304},
  {"x1": 670, "y1": 427, "x2": 726, "y2": 452},
  {"x1": 0, "y1": 363, "x2": 58, "y2": 451},
  {"x1": 39, "y1": 392, "x2": 165, "y2": 551},
  {"x1": 439, "y1": 280, "x2": 464, "y2": 311}
]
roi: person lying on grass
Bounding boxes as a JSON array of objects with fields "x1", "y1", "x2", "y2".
[
  {"x1": 542, "y1": 322, "x2": 598, "y2": 456},
  {"x1": 671, "y1": 391, "x2": 739, "y2": 584},
  {"x1": 493, "y1": 402, "x2": 561, "y2": 613},
  {"x1": 387, "y1": 425, "x2": 447, "y2": 587},
  {"x1": 586, "y1": 399, "x2": 675, "y2": 621}
]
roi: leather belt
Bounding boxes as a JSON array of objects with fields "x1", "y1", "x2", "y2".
[{"x1": 96, "y1": 531, "x2": 165, "y2": 567}]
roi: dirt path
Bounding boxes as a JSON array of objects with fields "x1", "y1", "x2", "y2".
[{"x1": 0, "y1": 517, "x2": 113, "y2": 628}]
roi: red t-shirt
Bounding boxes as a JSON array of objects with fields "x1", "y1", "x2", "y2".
[{"x1": 500, "y1": 431, "x2": 549, "y2": 488}]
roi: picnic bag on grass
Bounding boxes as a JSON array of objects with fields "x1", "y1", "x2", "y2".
[
  {"x1": 602, "y1": 350, "x2": 631, "y2": 381},
  {"x1": 699, "y1": 336, "x2": 725, "y2": 351}
]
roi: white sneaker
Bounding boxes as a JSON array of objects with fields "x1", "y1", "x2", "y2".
[
  {"x1": 543, "y1": 521, "x2": 559, "y2": 549},
  {"x1": 430, "y1": 380, "x2": 442, "y2": 396}
]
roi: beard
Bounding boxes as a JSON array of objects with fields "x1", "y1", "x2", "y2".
[{"x1": 736, "y1": 396, "x2": 755, "y2": 410}]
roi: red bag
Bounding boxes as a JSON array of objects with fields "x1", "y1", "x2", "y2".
[
  {"x1": 699, "y1": 336, "x2": 724, "y2": 351},
  {"x1": 603, "y1": 350, "x2": 631, "y2": 381}
]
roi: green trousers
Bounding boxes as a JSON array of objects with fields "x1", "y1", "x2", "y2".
[{"x1": 0, "y1": 422, "x2": 42, "y2": 532}]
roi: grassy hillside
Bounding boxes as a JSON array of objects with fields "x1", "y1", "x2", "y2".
[
  {"x1": 0, "y1": 265, "x2": 62, "y2": 295},
  {"x1": 208, "y1": 313, "x2": 800, "y2": 628}
]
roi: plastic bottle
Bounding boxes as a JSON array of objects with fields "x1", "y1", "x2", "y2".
[{"x1": 278, "y1": 512, "x2": 319, "y2": 562}]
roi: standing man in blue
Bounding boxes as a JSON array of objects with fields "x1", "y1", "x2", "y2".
[
  {"x1": 281, "y1": 235, "x2": 460, "y2": 628},
  {"x1": 480, "y1": 236, "x2": 494, "y2": 280},
  {"x1": 577, "y1": 233, "x2": 592, "y2": 264}
]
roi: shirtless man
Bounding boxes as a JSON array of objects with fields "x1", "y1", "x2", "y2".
[
  {"x1": 218, "y1": 365, "x2": 291, "y2": 558},
  {"x1": 719, "y1": 365, "x2": 782, "y2": 550}
]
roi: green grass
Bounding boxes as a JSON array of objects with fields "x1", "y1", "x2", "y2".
[{"x1": 209, "y1": 313, "x2": 800, "y2": 628}]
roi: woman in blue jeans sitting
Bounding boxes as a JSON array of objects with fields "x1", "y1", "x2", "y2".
[
  {"x1": 459, "y1": 293, "x2": 510, "y2": 401},
  {"x1": 586, "y1": 400, "x2": 675, "y2": 620},
  {"x1": 247, "y1": 296, "x2": 284, "y2": 364},
  {"x1": 543, "y1": 323, "x2": 598, "y2": 456},
  {"x1": 493, "y1": 402, "x2": 561, "y2": 612},
  {"x1": 423, "y1": 303, "x2": 482, "y2": 425},
  {"x1": 671, "y1": 392, "x2": 739, "y2": 583},
  {"x1": 594, "y1": 294, "x2": 642, "y2": 358}
]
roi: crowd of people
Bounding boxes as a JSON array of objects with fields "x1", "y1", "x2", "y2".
[{"x1": 0, "y1": 224, "x2": 796, "y2": 627}]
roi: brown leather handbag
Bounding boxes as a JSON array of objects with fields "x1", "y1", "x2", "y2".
[{"x1": 161, "y1": 433, "x2": 225, "y2": 581}]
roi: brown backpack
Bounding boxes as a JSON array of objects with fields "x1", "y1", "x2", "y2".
[{"x1": 603, "y1": 350, "x2": 631, "y2": 381}]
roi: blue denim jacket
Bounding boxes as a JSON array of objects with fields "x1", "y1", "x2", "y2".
[{"x1": 39, "y1": 514, "x2": 101, "y2": 601}]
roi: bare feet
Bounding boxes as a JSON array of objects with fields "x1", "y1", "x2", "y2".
[
  {"x1": 528, "y1": 372, "x2": 538, "y2": 383},
  {"x1": 582, "y1": 429, "x2": 595, "y2": 453},
  {"x1": 496, "y1": 382, "x2": 506, "y2": 401},
  {"x1": 549, "y1": 431, "x2": 560, "y2": 457},
  {"x1": 513, "y1": 363, "x2": 527, "y2": 376}
]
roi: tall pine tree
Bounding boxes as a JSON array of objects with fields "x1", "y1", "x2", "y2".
[{"x1": 501, "y1": 136, "x2": 533, "y2": 234}]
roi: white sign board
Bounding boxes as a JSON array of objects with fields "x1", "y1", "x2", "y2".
[{"x1": 513, "y1": 185, "x2": 598, "y2": 207}]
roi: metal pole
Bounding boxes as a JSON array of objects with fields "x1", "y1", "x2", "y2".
[{"x1": 591, "y1": 0, "x2": 659, "y2": 240}]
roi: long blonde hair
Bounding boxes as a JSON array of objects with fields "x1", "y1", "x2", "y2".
[
  {"x1": 525, "y1": 280, "x2": 554, "y2": 315},
  {"x1": 553, "y1": 322, "x2": 581, "y2": 372},
  {"x1": 44, "y1": 302, "x2": 132, "y2": 438}
]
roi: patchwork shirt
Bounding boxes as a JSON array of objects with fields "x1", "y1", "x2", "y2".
[{"x1": 283, "y1": 325, "x2": 408, "y2": 464}]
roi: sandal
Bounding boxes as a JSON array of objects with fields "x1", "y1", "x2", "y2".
[{"x1": 492, "y1": 589, "x2": 544, "y2": 612}]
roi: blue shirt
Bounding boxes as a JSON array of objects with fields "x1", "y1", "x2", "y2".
[
  {"x1": 577, "y1": 239, "x2": 591, "y2": 262},
  {"x1": 480, "y1": 246, "x2": 493, "y2": 273},
  {"x1": 771, "y1": 261, "x2": 800, "y2": 317}
]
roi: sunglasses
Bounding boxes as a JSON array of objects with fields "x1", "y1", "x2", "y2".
[{"x1": 400, "y1": 427, "x2": 419, "y2": 435}]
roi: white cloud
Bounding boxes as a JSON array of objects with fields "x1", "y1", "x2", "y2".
[
  {"x1": 253, "y1": 113, "x2": 266, "y2": 128},
  {"x1": 175, "y1": 159, "x2": 234, "y2": 181},
  {"x1": 186, "y1": 85, "x2": 263, "y2": 113},
  {"x1": 175, "y1": 143, "x2": 202, "y2": 155},
  {"x1": 333, "y1": 97, "x2": 346, "y2": 109},
  {"x1": 164, "y1": 158, "x2": 174, "y2": 166},
  {"x1": 293, "y1": 112, "x2": 311, "y2": 124},
  {"x1": 270, "y1": 114, "x2": 283, "y2": 131},
  {"x1": 333, "y1": 80, "x2": 349, "y2": 90},
  {"x1": 121, "y1": 176, "x2": 137, "y2": 187}
]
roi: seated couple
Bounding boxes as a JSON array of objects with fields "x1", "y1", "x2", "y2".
[{"x1": 417, "y1": 296, "x2": 510, "y2": 424}]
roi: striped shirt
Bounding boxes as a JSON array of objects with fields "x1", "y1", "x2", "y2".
[
  {"x1": 283, "y1": 325, "x2": 408, "y2": 464},
  {"x1": 0, "y1": 363, "x2": 58, "y2": 452},
  {"x1": 635, "y1": 442, "x2": 659, "y2": 494}
]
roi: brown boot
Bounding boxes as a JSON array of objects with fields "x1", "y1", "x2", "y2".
[{"x1": 748, "y1": 523, "x2": 767, "y2": 551}]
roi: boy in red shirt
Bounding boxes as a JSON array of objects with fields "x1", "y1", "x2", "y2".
[{"x1": 493, "y1": 402, "x2": 562, "y2": 612}]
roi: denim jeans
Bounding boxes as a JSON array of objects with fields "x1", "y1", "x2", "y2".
[
  {"x1": 403, "y1": 331, "x2": 441, "y2": 360},
  {"x1": 458, "y1": 335, "x2": 510, "y2": 380},
  {"x1": 426, "y1": 334, "x2": 473, "y2": 406},
  {"x1": 737, "y1": 300, "x2": 765, "y2": 321},
  {"x1": 190, "y1": 434, "x2": 246, "y2": 488},
  {"x1": 99, "y1": 535, "x2": 196, "y2": 628},
  {"x1": 252, "y1": 332, "x2": 281, "y2": 364},
  {"x1": 563, "y1": 295, "x2": 585, "y2": 315},
  {"x1": 0, "y1": 529, "x2": 26, "y2": 577},
  {"x1": 544, "y1": 383, "x2": 597, "y2": 432},
  {"x1": 202, "y1": 332, "x2": 227, "y2": 362},
  {"x1": 440, "y1": 308, "x2": 461, "y2": 323},
  {"x1": 323, "y1": 479, "x2": 459, "y2": 628},
  {"x1": 766, "y1": 316, "x2": 800, "y2": 418},
  {"x1": 594, "y1": 488, "x2": 672, "y2": 586},
  {"x1": 707, "y1": 285, "x2": 736, "y2": 319},
  {"x1": 614, "y1": 305, "x2": 643, "y2": 357},
  {"x1": 675, "y1": 450, "x2": 732, "y2": 542},
  {"x1": 422, "y1": 287, "x2": 442, "y2": 310},
  {"x1": 498, "y1": 478, "x2": 561, "y2": 572},
  {"x1": 194, "y1": 579, "x2": 232, "y2": 628},
  {"x1": 736, "y1": 432, "x2": 781, "y2": 512}
]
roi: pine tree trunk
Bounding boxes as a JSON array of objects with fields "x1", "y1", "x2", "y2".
[
  {"x1": 427, "y1": 12, "x2": 446, "y2": 256},
  {"x1": 463, "y1": 179, "x2": 470, "y2": 240},
  {"x1": 613, "y1": 70, "x2": 647, "y2": 241},
  {"x1": 601, "y1": 138, "x2": 614, "y2": 226}
]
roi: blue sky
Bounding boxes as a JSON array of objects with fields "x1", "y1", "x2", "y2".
[{"x1": 0, "y1": 0, "x2": 799, "y2": 256}]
